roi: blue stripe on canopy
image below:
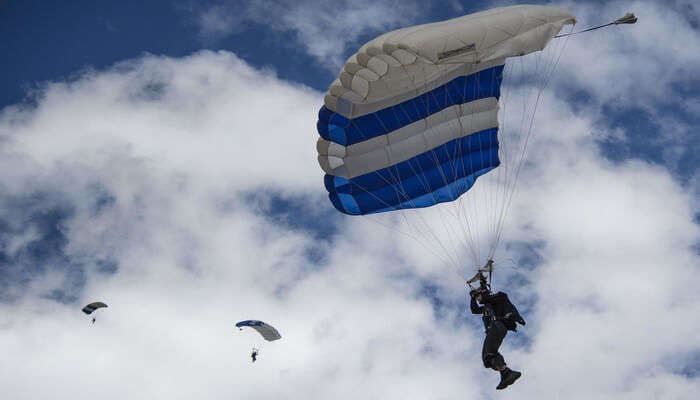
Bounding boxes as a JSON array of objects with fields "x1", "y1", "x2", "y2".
[
  {"x1": 325, "y1": 128, "x2": 500, "y2": 215},
  {"x1": 317, "y1": 65, "x2": 504, "y2": 146},
  {"x1": 236, "y1": 320, "x2": 264, "y2": 327}
]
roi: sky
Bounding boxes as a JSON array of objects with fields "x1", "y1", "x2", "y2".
[{"x1": 0, "y1": 0, "x2": 699, "y2": 399}]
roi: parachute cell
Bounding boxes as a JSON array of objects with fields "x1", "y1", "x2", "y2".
[{"x1": 235, "y1": 320, "x2": 281, "y2": 342}]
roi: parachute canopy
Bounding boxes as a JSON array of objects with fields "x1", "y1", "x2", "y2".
[
  {"x1": 82, "y1": 302, "x2": 107, "y2": 315},
  {"x1": 235, "y1": 320, "x2": 281, "y2": 342},
  {"x1": 316, "y1": 5, "x2": 575, "y2": 216}
]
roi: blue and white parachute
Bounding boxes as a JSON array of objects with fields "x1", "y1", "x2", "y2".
[
  {"x1": 316, "y1": 5, "x2": 575, "y2": 272},
  {"x1": 236, "y1": 320, "x2": 281, "y2": 342}
]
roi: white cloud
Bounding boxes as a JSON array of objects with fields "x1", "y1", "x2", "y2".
[
  {"x1": 556, "y1": 0, "x2": 700, "y2": 104},
  {"x1": 550, "y1": 0, "x2": 700, "y2": 169},
  {"x1": 0, "y1": 1, "x2": 699, "y2": 399},
  {"x1": 0, "y1": 50, "x2": 482, "y2": 398},
  {"x1": 193, "y1": 0, "x2": 423, "y2": 69},
  {"x1": 196, "y1": 5, "x2": 241, "y2": 39}
]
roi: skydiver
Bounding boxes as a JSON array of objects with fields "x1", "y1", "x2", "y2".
[
  {"x1": 92, "y1": 317, "x2": 96, "y2": 324},
  {"x1": 251, "y1": 348, "x2": 258, "y2": 363},
  {"x1": 469, "y1": 272, "x2": 526, "y2": 390}
]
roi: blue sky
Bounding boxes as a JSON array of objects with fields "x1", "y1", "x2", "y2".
[
  {"x1": 1, "y1": 0, "x2": 488, "y2": 107},
  {"x1": 1, "y1": 1, "x2": 699, "y2": 399},
  {"x1": 0, "y1": 1, "x2": 450, "y2": 108},
  {"x1": 1, "y1": 0, "x2": 358, "y2": 106}
]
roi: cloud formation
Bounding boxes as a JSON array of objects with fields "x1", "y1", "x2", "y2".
[
  {"x1": 192, "y1": 0, "x2": 423, "y2": 69},
  {"x1": 553, "y1": 0, "x2": 700, "y2": 180}
]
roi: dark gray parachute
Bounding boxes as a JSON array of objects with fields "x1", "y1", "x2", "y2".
[
  {"x1": 236, "y1": 320, "x2": 281, "y2": 341},
  {"x1": 82, "y1": 302, "x2": 108, "y2": 315}
]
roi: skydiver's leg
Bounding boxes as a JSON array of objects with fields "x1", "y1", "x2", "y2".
[
  {"x1": 481, "y1": 321, "x2": 521, "y2": 390},
  {"x1": 481, "y1": 321, "x2": 507, "y2": 371}
]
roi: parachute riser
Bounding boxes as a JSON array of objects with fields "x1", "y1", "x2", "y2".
[{"x1": 466, "y1": 259, "x2": 494, "y2": 292}]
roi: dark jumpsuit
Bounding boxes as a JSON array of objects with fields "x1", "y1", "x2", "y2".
[{"x1": 470, "y1": 291, "x2": 519, "y2": 370}]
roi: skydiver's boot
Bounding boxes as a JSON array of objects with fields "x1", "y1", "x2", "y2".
[{"x1": 496, "y1": 368, "x2": 521, "y2": 390}]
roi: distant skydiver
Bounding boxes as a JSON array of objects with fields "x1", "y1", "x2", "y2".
[
  {"x1": 251, "y1": 348, "x2": 259, "y2": 363},
  {"x1": 235, "y1": 320, "x2": 281, "y2": 363},
  {"x1": 468, "y1": 261, "x2": 526, "y2": 390}
]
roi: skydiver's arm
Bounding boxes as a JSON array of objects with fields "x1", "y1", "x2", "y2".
[{"x1": 470, "y1": 295, "x2": 483, "y2": 314}]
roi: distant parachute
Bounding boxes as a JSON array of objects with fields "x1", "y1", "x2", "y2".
[
  {"x1": 235, "y1": 320, "x2": 281, "y2": 341},
  {"x1": 82, "y1": 302, "x2": 108, "y2": 315},
  {"x1": 82, "y1": 302, "x2": 108, "y2": 324}
]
